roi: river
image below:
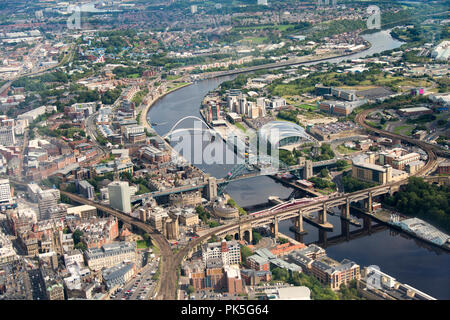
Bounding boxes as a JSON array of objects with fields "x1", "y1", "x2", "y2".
[{"x1": 148, "y1": 30, "x2": 450, "y2": 299}]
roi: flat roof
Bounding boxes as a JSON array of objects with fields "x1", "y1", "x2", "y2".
[{"x1": 399, "y1": 107, "x2": 431, "y2": 112}]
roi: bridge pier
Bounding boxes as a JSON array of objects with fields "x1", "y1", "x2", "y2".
[
  {"x1": 295, "y1": 210, "x2": 308, "y2": 235},
  {"x1": 340, "y1": 199, "x2": 350, "y2": 220},
  {"x1": 364, "y1": 192, "x2": 373, "y2": 213},
  {"x1": 271, "y1": 216, "x2": 279, "y2": 239},
  {"x1": 320, "y1": 203, "x2": 327, "y2": 225}
]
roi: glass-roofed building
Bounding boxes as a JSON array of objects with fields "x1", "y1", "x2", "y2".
[{"x1": 258, "y1": 121, "x2": 313, "y2": 149}]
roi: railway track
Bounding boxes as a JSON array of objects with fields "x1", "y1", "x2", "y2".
[{"x1": 355, "y1": 108, "x2": 439, "y2": 178}]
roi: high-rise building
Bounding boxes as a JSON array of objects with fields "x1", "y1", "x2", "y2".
[
  {"x1": 38, "y1": 190, "x2": 60, "y2": 221},
  {"x1": 238, "y1": 97, "x2": 247, "y2": 115},
  {"x1": 0, "y1": 179, "x2": 12, "y2": 204},
  {"x1": 108, "y1": 181, "x2": 131, "y2": 214}
]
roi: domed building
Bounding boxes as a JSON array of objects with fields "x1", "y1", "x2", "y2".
[{"x1": 258, "y1": 121, "x2": 313, "y2": 150}]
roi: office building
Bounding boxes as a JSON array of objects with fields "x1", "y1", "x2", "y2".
[
  {"x1": 108, "y1": 181, "x2": 131, "y2": 214},
  {"x1": 0, "y1": 179, "x2": 12, "y2": 204},
  {"x1": 352, "y1": 152, "x2": 408, "y2": 184},
  {"x1": 0, "y1": 126, "x2": 15, "y2": 146},
  {"x1": 84, "y1": 242, "x2": 137, "y2": 271},
  {"x1": 77, "y1": 180, "x2": 95, "y2": 200},
  {"x1": 310, "y1": 256, "x2": 360, "y2": 291},
  {"x1": 202, "y1": 240, "x2": 241, "y2": 266},
  {"x1": 38, "y1": 191, "x2": 59, "y2": 221},
  {"x1": 102, "y1": 262, "x2": 135, "y2": 290}
]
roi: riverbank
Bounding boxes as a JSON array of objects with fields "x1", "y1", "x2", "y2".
[
  {"x1": 139, "y1": 81, "x2": 193, "y2": 130},
  {"x1": 196, "y1": 40, "x2": 372, "y2": 80}
]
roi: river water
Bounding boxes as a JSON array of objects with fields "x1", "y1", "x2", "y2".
[{"x1": 148, "y1": 31, "x2": 450, "y2": 299}]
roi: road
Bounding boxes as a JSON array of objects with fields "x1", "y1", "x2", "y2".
[
  {"x1": 55, "y1": 190, "x2": 178, "y2": 300},
  {"x1": 113, "y1": 258, "x2": 159, "y2": 301}
]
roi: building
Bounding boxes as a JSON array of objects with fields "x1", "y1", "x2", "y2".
[
  {"x1": 310, "y1": 256, "x2": 360, "y2": 291},
  {"x1": 352, "y1": 153, "x2": 408, "y2": 185},
  {"x1": 246, "y1": 254, "x2": 270, "y2": 271},
  {"x1": 437, "y1": 161, "x2": 450, "y2": 174},
  {"x1": 190, "y1": 259, "x2": 224, "y2": 291},
  {"x1": 27, "y1": 183, "x2": 42, "y2": 202},
  {"x1": 0, "y1": 179, "x2": 12, "y2": 204},
  {"x1": 102, "y1": 262, "x2": 135, "y2": 290},
  {"x1": 84, "y1": 242, "x2": 137, "y2": 271},
  {"x1": 308, "y1": 122, "x2": 360, "y2": 141},
  {"x1": 169, "y1": 191, "x2": 202, "y2": 208},
  {"x1": 0, "y1": 126, "x2": 15, "y2": 146},
  {"x1": 64, "y1": 249, "x2": 84, "y2": 267},
  {"x1": 77, "y1": 180, "x2": 95, "y2": 200},
  {"x1": 148, "y1": 207, "x2": 169, "y2": 232},
  {"x1": 46, "y1": 282, "x2": 65, "y2": 300},
  {"x1": 265, "y1": 286, "x2": 311, "y2": 300},
  {"x1": 259, "y1": 121, "x2": 313, "y2": 150},
  {"x1": 66, "y1": 205, "x2": 97, "y2": 220},
  {"x1": 169, "y1": 208, "x2": 199, "y2": 227},
  {"x1": 397, "y1": 107, "x2": 433, "y2": 117},
  {"x1": 379, "y1": 149, "x2": 421, "y2": 170},
  {"x1": 240, "y1": 269, "x2": 272, "y2": 285},
  {"x1": 37, "y1": 191, "x2": 60, "y2": 221},
  {"x1": 224, "y1": 266, "x2": 245, "y2": 294},
  {"x1": 202, "y1": 240, "x2": 241, "y2": 266},
  {"x1": 108, "y1": 181, "x2": 131, "y2": 214},
  {"x1": 0, "y1": 231, "x2": 16, "y2": 264},
  {"x1": 431, "y1": 40, "x2": 450, "y2": 61}
]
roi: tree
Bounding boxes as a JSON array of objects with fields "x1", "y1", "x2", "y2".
[
  {"x1": 252, "y1": 231, "x2": 262, "y2": 245},
  {"x1": 72, "y1": 230, "x2": 83, "y2": 245},
  {"x1": 320, "y1": 169, "x2": 329, "y2": 178},
  {"x1": 336, "y1": 160, "x2": 348, "y2": 171},
  {"x1": 240, "y1": 246, "x2": 253, "y2": 264},
  {"x1": 75, "y1": 242, "x2": 87, "y2": 251},
  {"x1": 187, "y1": 285, "x2": 195, "y2": 295}
]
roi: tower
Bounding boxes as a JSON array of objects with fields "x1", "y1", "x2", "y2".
[
  {"x1": 304, "y1": 160, "x2": 313, "y2": 180},
  {"x1": 207, "y1": 176, "x2": 217, "y2": 201}
]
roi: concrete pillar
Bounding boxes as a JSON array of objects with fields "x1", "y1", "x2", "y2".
[
  {"x1": 273, "y1": 216, "x2": 279, "y2": 238},
  {"x1": 341, "y1": 199, "x2": 350, "y2": 220},
  {"x1": 321, "y1": 203, "x2": 327, "y2": 224},
  {"x1": 298, "y1": 210, "x2": 304, "y2": 234},
  {"x1": 368, "y1": 193, "x2": 373, "y2": 213},
  {"x1": 304, "y1": 160, "x2": 313, "y2": 180}
]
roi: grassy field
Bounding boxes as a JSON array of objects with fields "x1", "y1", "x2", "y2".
[
  {"x1": 235, "y1": 122, "x2": 247, "y2": 132},
  {"x1": 242, "y1": 36, "x2": 267, "y2": 44},
  {"x1": 137, "y1": 240, "x2": 151, "y2": 249},
  {"x1": 337, "y1": 145, "x2": 358, "y2": 155},
  {"x1": 297, "y1": 104, "x2": 316, "y2": 111},
  {"x1": 393, "y1": 124, "x2": 414, "y2": 136},
  {"x1": 166, "y1": 75, "x2": 182, "y2": 81}
]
